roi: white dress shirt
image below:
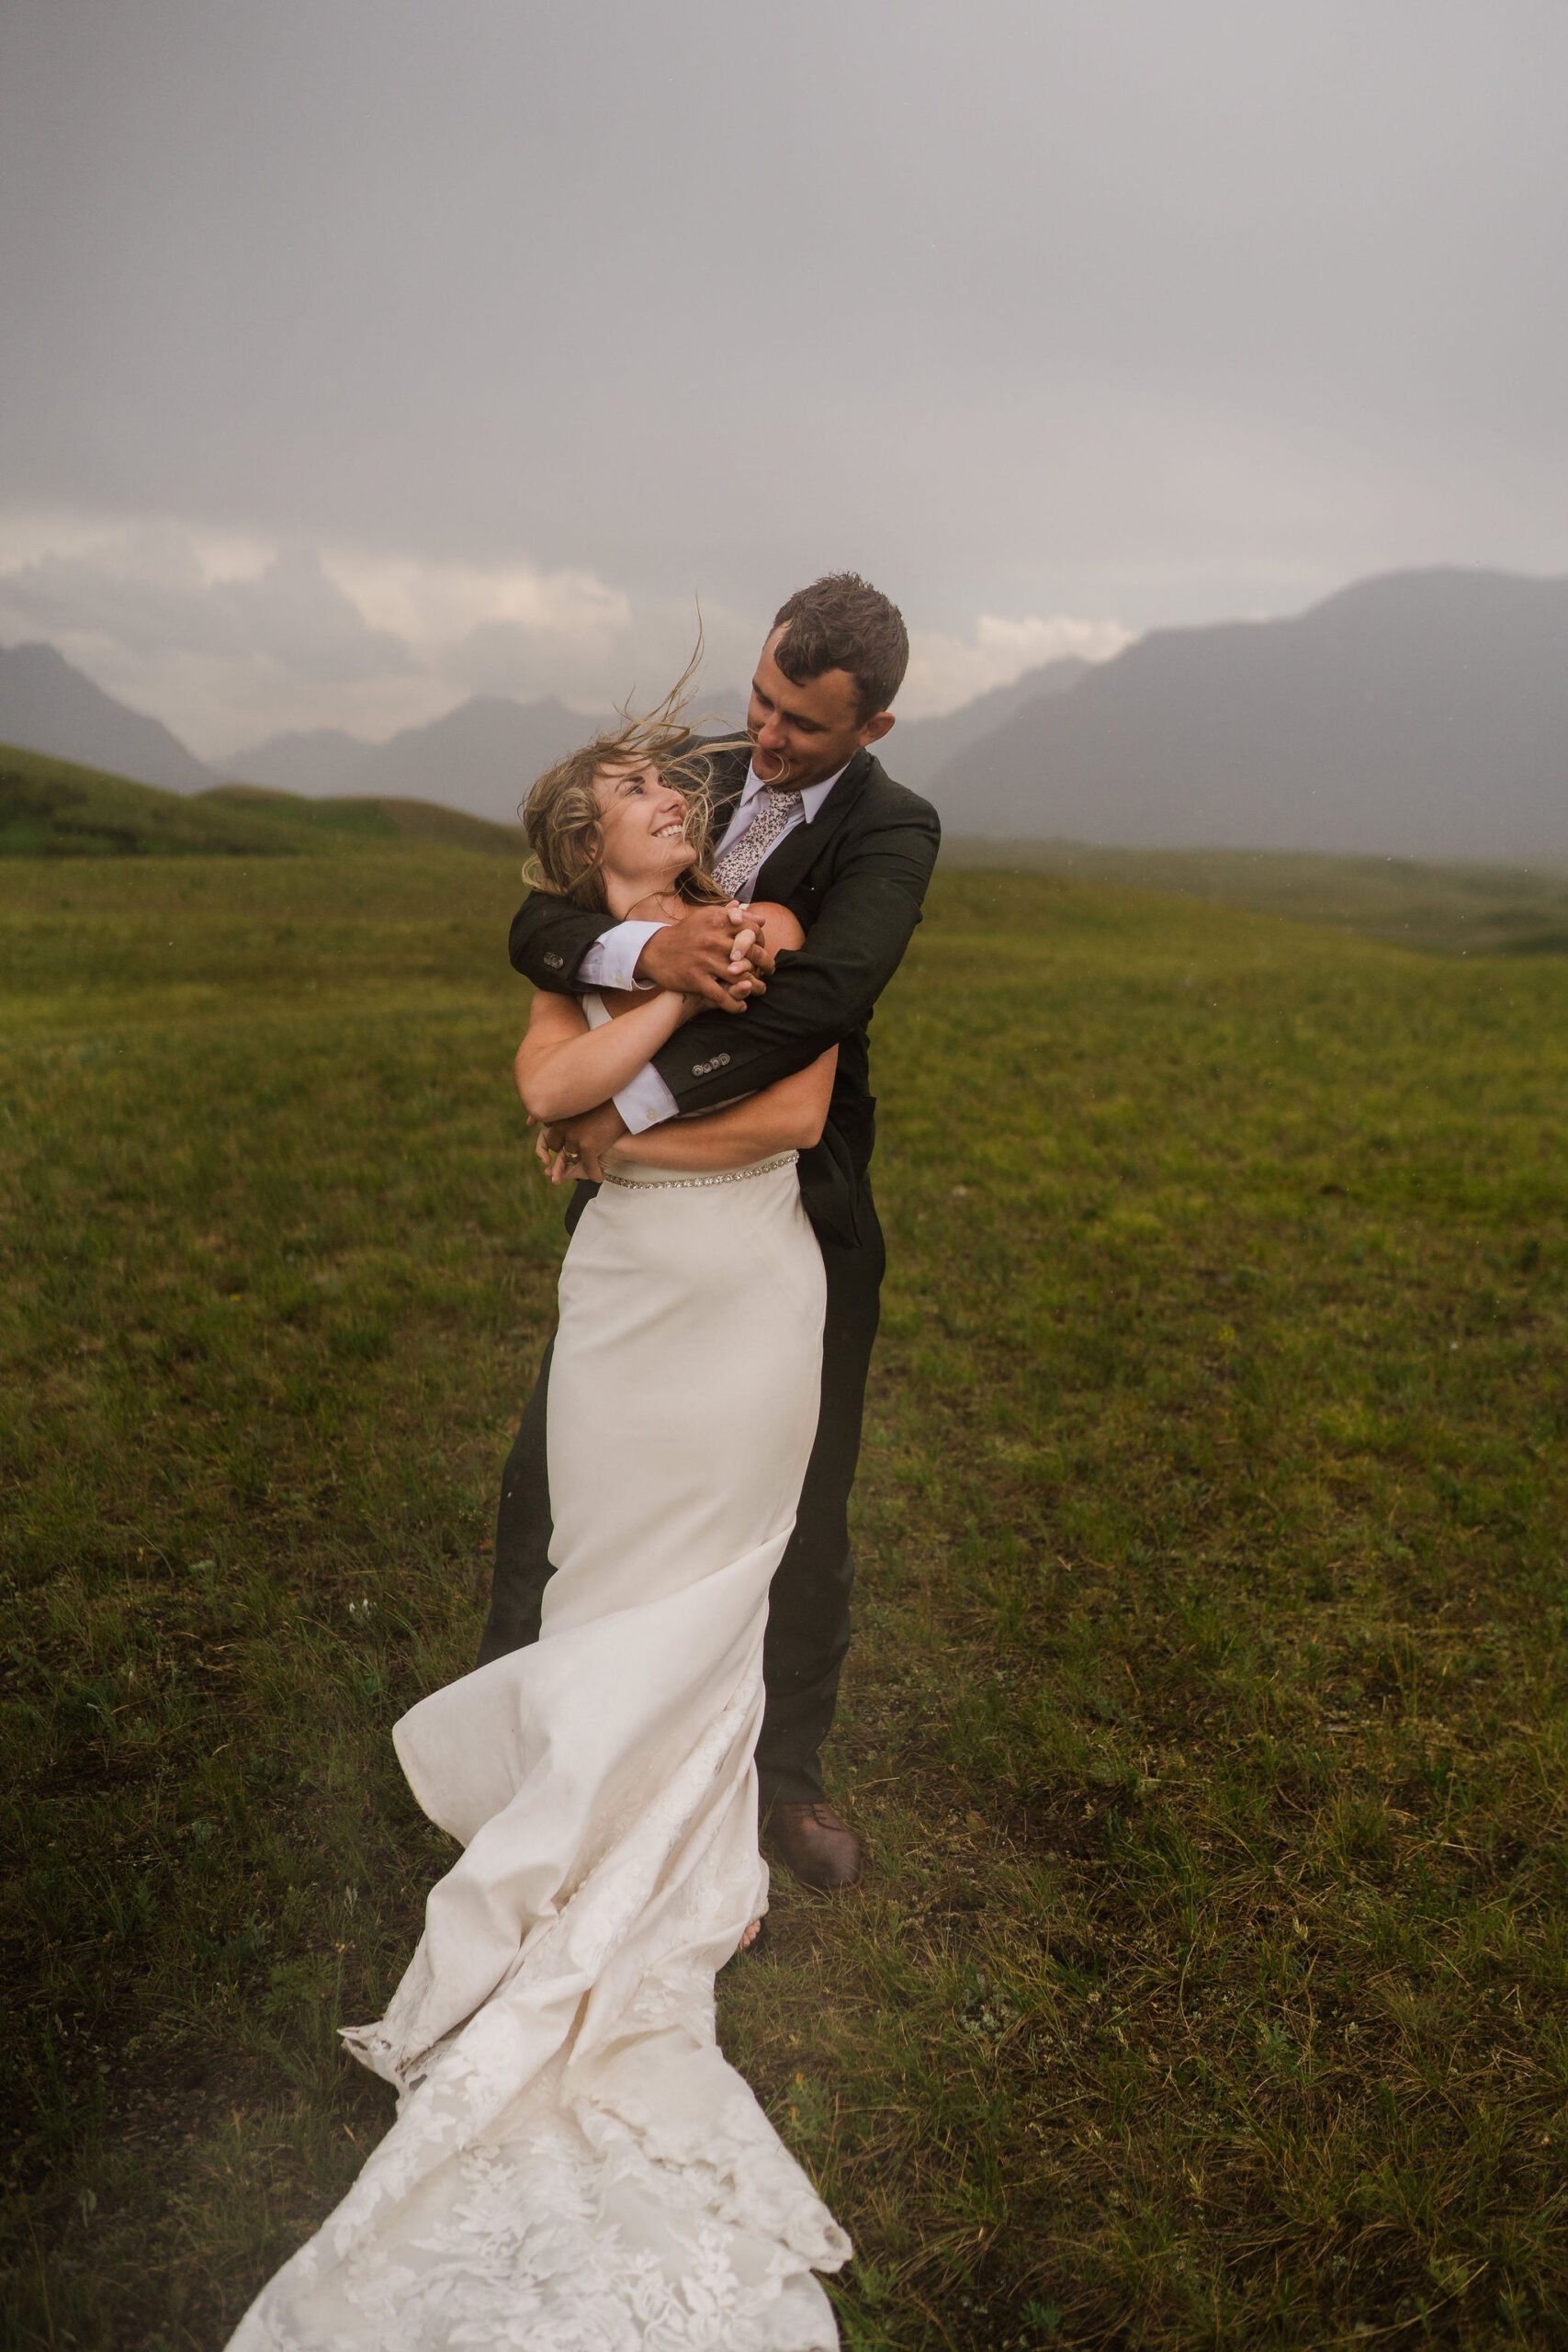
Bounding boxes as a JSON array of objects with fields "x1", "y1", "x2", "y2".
[{"x1": 578, "y1": 763, "x2": 846, "y2": 1133}]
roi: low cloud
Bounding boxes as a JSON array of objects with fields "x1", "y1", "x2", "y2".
[
  {"x1": 901, "y1": 613, "x2": 1133, "y2": 719},
  {"x1": 0, "y1": 517, "x2": 1133, "y2": 755},
  {"x1": 333, "y1": 552, "x2": 631, "y2": 671},
  {"x1": 0, "y1": 523, "x2": 764, "y2": 752},
  {"x1": 0, "y1": 525, "x2": 434, "y2": 752},
  {"x1": 0, "y1": 531, "x2": 412, "y2": 675}
]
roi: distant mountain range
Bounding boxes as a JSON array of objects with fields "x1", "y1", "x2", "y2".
[
  {"x1": 924, "y1": 569, "x2": 1568, "y2": 860},
  {"x1": 5, "y1": 568, "x2": 1566, "y2": 856},
  {"x1": 222, "y1": 672, "x2": 1081, "y2": 812},
  {"x1": 228, "y1": 699, "x2": 618, "y2": 825},
  {"x1": 227, "y1": 688, "x2": 757, "y2": 818},
  {"x1": 0, "y1": 641, "x2": 213, "y2": 793},
  {"x1": 223, "y1": 726, "x2": 367, "y2": 797},
  {"x1": 886, "y1": 655, "x2": 1089, "y2": 788}
]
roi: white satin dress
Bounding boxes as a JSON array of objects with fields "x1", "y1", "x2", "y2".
[{"x1": 230, "y1": 997, "x2": 848, "y2": 2351}]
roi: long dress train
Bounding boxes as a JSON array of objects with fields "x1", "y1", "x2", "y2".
[{"x1": 229, "y1": 1106, "x2": 849, "y2": 2348}]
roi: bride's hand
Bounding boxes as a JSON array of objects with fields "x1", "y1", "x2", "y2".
[
  {"x1": 537, "y1": 1101, "x2": 629, "y2": 1182},
  {"x1": 533, "y1": 1117, "x2": 588, "y2": 1183},
  {"x1": 533, "y1": 1120, "x2": 573, "y2": 1183},
  {"x1": 635, "y1": 903, "x2": 771, "y2": 1010},
  {"x1": 726, "y1": 918, "x2": 771, "y2": 998}
]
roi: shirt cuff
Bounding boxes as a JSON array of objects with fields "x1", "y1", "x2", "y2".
[
  {"x1": 614, "y1": 1060, "x2": 681, "y2": 1135},
  {"x1": 577, "y1": 920, "x2": 667, "y2": 994}
]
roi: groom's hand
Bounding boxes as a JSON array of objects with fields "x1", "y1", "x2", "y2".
[
  {"x1": 636, "y1": 903, "x2": 774, "y2": 1011},
  {"x1": 537, "y1": 1101, "x2": 628, "y2": 1183}
]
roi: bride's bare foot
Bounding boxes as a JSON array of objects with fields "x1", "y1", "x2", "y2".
[{"x1": 740, "y1": 1917, "x2": 762, "y2": 1951}]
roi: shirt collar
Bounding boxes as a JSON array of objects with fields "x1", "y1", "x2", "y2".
[{"x1": 739, "y1": 759, "x2": 848, "y2": 824}]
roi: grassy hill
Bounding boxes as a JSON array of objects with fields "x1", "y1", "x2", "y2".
[
  {"x1": 201, "y1": 781, "x2": 524, "y2": 855},
  {"x1": 4, "y1": 843, "x2": 1567, "y2": 2346},
  {"x1": 13, "y1": 740, "x2": 1567, "y2": 973},
  {"x1": 944, "y1": 833, "x2": 1568, "y2": 956},
  {"x1": 0, "y1": 741, "x2": 300, "y2": 858},
  {"x1": 0, "y1": 741, "x2": 525, "y2": 861}
]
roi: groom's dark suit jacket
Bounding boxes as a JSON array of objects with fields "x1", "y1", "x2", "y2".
[{"x1": 507, "y1": 741, "x2": 942, "y2": 1244}]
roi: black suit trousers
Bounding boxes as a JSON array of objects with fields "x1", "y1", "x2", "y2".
[{"x1": 476, "y1": 1186, "x2": 886, "y2": 1808}]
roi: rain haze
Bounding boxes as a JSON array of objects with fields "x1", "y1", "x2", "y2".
[{"x1": 1, "y1": 0, "x2": 1564, "y2": 760}]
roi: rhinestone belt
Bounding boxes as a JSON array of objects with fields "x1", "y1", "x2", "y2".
[{"x1": 601, "y1": 1150, "x2": 799, "y2": 1193}]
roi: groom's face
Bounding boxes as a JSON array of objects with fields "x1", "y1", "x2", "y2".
[{"x1": 747, "y1": 627, "x2": 895, "y2": 789}]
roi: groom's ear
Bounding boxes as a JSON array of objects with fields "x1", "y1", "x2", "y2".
[{"x1": 860, "y1": 710, "x2": 896, "y2": 746}]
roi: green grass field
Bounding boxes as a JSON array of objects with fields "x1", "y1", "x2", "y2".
[
  {"x1": 4, "y1": 820, "x2": 1568, "y2": 2348},
  {"x1": 941, "y1": 838, "x2": 1568, "y2": 958}
]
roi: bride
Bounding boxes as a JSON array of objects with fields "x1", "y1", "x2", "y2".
[{"x1": 229, "y1": 702, "x2": 852, "y2": 2350}]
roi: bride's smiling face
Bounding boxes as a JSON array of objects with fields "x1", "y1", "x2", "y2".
[{"x1": 594, "y1": 761, "x2": 697, "y2": 890}]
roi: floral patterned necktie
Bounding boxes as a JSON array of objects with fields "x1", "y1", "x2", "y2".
[{"x1": 712, "y1": 788, "x2": 804, "y2": 899}]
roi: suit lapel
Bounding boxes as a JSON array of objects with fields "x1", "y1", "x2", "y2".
[
  {"x1": 703, "y1": 741, "x2": 750, "y2": 836},
  {"x1": 752, "y1": 748, "x2": 872, "y2": 903}
]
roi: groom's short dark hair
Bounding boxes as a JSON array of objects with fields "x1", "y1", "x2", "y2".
[{"x1": 772, "y1": 573, "x2": 909, "y2": 722}]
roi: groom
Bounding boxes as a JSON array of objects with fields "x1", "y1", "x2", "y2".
[{"x1": 478, "y1": 572, "x2": 941, "y2": 1891}]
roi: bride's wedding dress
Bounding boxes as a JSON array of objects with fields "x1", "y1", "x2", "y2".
[{"x1": 231, "y1": 1056, "x2": 849, "y2": 2349}]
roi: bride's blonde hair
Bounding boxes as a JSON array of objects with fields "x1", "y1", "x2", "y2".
[{"x1": 521, "y1": 636, "x2": 744, "y2": 912}]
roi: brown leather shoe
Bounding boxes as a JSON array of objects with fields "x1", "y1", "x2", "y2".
[{"x1": 764, "y1": 1801, "x2": 864, "y2": 1891}]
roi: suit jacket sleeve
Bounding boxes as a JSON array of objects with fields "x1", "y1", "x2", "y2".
[
  {"x1": 509, "y1": 890, "x2": 617, "y2": 990},
  {"x1": 649, "y1": 796, "x2": 942, "y2": 1114}
]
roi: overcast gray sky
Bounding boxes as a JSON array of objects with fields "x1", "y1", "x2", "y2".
[{"x1": 1, "y1": 0, "x2": 1564, "y2": 753}]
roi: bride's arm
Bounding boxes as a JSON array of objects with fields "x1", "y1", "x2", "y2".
[
  {"x1": 608, "y1": 1046, "x2": 838, "y2": 1171},
  {"x1": 514, "y1": 987, "x2": 696, "y2": 1123}
]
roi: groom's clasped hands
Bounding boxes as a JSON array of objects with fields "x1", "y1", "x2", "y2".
[
  {"x1": 640, "y1": 898, "x2": 775, "y2": 1007},
  {"x1": 534, "y1": 901, "x2": 773, "y2": 1183}
]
